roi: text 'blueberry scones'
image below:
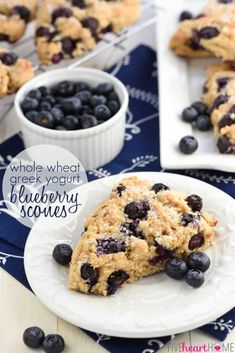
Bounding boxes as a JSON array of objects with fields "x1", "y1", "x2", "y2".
[
  {"x1": 0, "y1": 48, "x2": 34, "y2": 97},
  {"x1": 36, "y1": 0, "x2": 141, "y2": 65},
  {"x1": 0, "y1": 0, "x2": 36, "y2": 42},
  {"x1": 69, "y1": 176, "x2": 217, "y2": 296}
]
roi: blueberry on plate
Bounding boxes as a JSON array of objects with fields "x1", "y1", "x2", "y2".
[
  {"x1": 21, "y1": 97, "x2": 39, "y2": 112},
  {"x1": 42, "y1": 334, "x2": 65, "y2": 353},
  {"x1": 179, "y1": 11, "x2": 193, "y2": 21},
  {"x1": 61, "y1": 97, "x2": 82, "y2": 114},
  {"x1": 52, "y1": 244, "x2": 72, "y2": 265},
  {"x1": 94, "y1": 104, "x2": 111, "y2": 120},
  {"x1": 90, "y1": 94, "x2": 107, "y2": 107},
  {"x1": 187, "y1": 252, "x2": 210, "y2": 272},
  {"x1": 191, "y1": 101, "x2": 208, "y2": 115},
  {"x1": 151, "y1": 183, "x2": 169, "y2": 194},
  {"x1": 165, "y1": 257, "x2": 188, "y2": 279},
  {"x1": 27, "y1": 89, "x2": 42, "y2": 101},
  {"x1": 80, "y1": 114, "x2": 98, "y2": 129},
  {"x1": 185, "y1": 269, "x2": 204, "y2": 288},
  {"x1": 35, "y1": 111, "x2": 55, "y2": 129},
  {"x1": 195, "y1": 115, "x2": 211, "y2": 131},
  {"x1": 96, "y1": 82, "x2": 113, "y2": 95},
  {"x1": 186, "y1": 194, "x2": 202, "y2": 212},
  {"x1": 179, "y1": 135, "x2": 198, "y2": 154},
  {"x1": 23, "y1": 326, "x2": 45, "y2": 349},
  {"x1": 182, "y1": 106, "x2": 198, "y2": 123},
  {"x1": 107, "y1": 100, "x2": 120, "y2": 115},
  {"x1": 63, "y1": 115, "x2": 80, "y2": 130}
]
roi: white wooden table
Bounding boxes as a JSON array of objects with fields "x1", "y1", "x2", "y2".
[{"x1": 1, "y1": 109, "x2": 235, "y2": 352}]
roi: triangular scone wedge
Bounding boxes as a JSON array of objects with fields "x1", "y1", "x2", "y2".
[{"x1": 69, "y1": 177, "x2": 217, "y2": 296}]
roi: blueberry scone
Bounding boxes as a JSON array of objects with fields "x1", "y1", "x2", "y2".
[
  {"x1": 0, "y1": 49, "x2": 34, "y2": 97},
  {"x1": 0, "y1": 0, "x2": 36, "y2": 42},
  {"x1": 36, "y1": 0, "x2": 141, "y2": 65},
  {"x1": 69, "y1": 176, "x2": 217, "y2": 296}
]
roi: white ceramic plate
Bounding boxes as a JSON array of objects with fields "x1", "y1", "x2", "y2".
[
  {"x1": 24, "y1": 172, "x2": 235, "y2": 338},
  {"x1": 156, "y1": 0, "x2": 235, "y2": 172}
]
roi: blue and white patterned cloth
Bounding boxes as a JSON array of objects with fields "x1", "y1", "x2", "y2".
[{"x1": 0, "y1": 45, "x2": 235, "y2": 351}]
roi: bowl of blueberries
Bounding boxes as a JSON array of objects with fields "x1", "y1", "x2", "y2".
[{"x1": 15, "y1": 68, "x2": 129, "y2": 170}]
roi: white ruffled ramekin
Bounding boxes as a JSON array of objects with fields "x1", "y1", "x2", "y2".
[{"x1": 14, "y1": 68, "x2": 129, "y2": 170}]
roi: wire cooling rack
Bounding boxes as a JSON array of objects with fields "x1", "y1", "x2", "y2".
[{"x1": 0, "y1": 0, "x2": 159, "y2": 122}]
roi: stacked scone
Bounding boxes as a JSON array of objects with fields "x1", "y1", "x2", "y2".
[
  {"x1": 69, "y1": 176, "x2": 217, "y2": 296},
  {"x1": 170, "y1": 0, "x2": 235, "y2": 154}
]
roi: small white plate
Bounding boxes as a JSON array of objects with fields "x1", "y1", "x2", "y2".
[
  {"x1": 156, "y1": 0, "x2": 235, "y2": 172},
  {"x1": 24, "y1": 172, "x2": 235, "y2": 338}
]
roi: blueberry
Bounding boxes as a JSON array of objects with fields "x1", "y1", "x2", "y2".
[
  {"x1": 165, "y1": 258, "x2": 188, "y2": 279},
  {"x1": 55, "y1": 125, "x2": 67, "y2": 130},
  {"x1": 21, "y1": 97, "x2": 39, "y2": 112},
  {"x1": 61, "y1": 97, "x2": 82, "y2": 114},
  {"x1": 179, "y1": 11, "x2": 193, "y2": 21},
  {"x1": 182, "y1": 106, "x2": 198, "y2": 123},
  {"x1": 0, "y1": 52, "x2": 18, "y2": 65},
  {"x1": 189, "y1": 30, "x2": 204, "y2": 50},
  {"x1": 44, "y1": 95, "x2": 56, "y2": 105},
  {"x1": 35, "y1": 111, "x2": 55, "y2": 129},
  {"x1": 52, "y1": 7, "x2": 72, "y2": 24},
  {"x1": 81, "y1": 17, "x2": 99, "y2": 35},
  {"x1": 187, "y1": 252, "x2": 210, "y2": 272},
  {"x1": 96, "y1": 238, "x2": 126, "y2": 255},
  {"x1": 23, "y1": 326, "x2": 45, "y2": 349},
  {"x1": 151, "y1": 183, "x2": 169, "y2": 194},
  {"x1": 96, "y1": 83, "x2": 113, "y2": 95},
  {"x1": 82, "y1": 105, "x2": 93, "y2": 115},
  {"x1": 38, "y1": 86, "x2": 51, "y2": 97},
  {"x1": 149, "y1": 243, "x2": 173, "y2": 265},
  {"x1": 179, "y1": 135, "x2": 198, "y2": 154},
  {"x1": 75, "y1": 81, "x2": 90, "y2": 92},
  {"x1": 81, "y1": 262, "x2": 99, "y2": 287},
  {"x1": 52, "y1": 53, "x2": 63, "y2": 64},
  {"x1": 80, "y1": 114, "x2": 97, "y2": 129},
  {"x1": 186, "y1": 194, "x2": 202, "y2": 211},
  {"x1": 51, "y1": 107, "x2": 64, "y2": 124},
  {"x1": 27, "y1": 89, "x2": 42, "y2": 101},
  {"x1": 124, "y1": 200, "x2": 150, "y2": 220},
  {"x1": 108, "y1": 91, "x2": 119, "y2": 102},
  {"x1": 107, "y1": 100, "x2": 120, "y2": 115},
  {"x1": 185, "y1": 269, "x2": 204, "y2": 288},
  {"x1": 63, "y1": 115, "x2": 80, "y2": 130},
  {"x1": 211, "y1": 95, "x2": 228, "y2": 111},
  {"x1": 196, "y1": 115, "x2": 211, "y2": 131},
  {"x1": 188, "y1": 233, "x2": 204, "y2": 250},
  {"x1": 39, "y1": 101, "x2": 52, "y2": 111},
  {"x1": 191, "y1": 101, "x2": 208, "y2": 115},
  {"x1": 25, "y1": 110, "x2": 38, "y2": 122},
  {"x1": 0, "y1": 34, "x2": 9, "y2": 41},
  {"x1": 180, "y1": 213, "x2": 195, "y2": 226},
  {"x1": 198, "y1": 26, "x2": 219, "y2": 39},
  {"x1": 52, "y1": 244, "x2": 72, "y2": 265},
  {"x1": 217, "y1": 135, "x2": 232, "y2": 153},
  {"x1": 218, "y1": 0, "x2": 233, "y2": 3},
  {"x1": 72, "y1": 0, "x2": 86, "y2": 8},
  {"x1": 36, "y1": 27, "x2": 50, "y2": 37},
  {"x1": 12, "y1": 6, "x2": 30, "y2": 22},
  {"x1": 94, "y1": 104, "x2": 111, "y2": 120},
  {"x1": 57, "y1": 81, "x2": 74, "y2": 97},
  {"x1": 42, "y1": 334, "x2": 65, "y2": 353},
  {"x1": 120, "y1": 220, "x2": 145, "y2": 239},
  {"x1": 75, "y1": 90, "x2": 92, "y2": 103},
  {"x1": 115, "y1": 184, "x2": 126, "y2": 196},
  {"x1": 217, "y1": 77, "x2": 230, "y2": 91},
  {"x1": 218, "y1": 114, "x2": 234, "y2": 129},
  {"x1": 90, "y1": 95, "x2": 107, "y2": 107},
  {"x1": 107, "y1": 270, "x2": 129, "y2": 295},
  {"x1": 62, "y1": 37, "x2": 75, "y2": 54}
]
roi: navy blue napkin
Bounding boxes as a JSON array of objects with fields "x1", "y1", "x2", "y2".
[{"x1": 0, "y1": 45, "x2": 235, "y2": 351}]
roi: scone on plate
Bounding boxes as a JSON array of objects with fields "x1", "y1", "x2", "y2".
[
  {"x1": 69, "y1": 176, "x2": 217, "y2": 296},
  {"x1": 0, "y1": 49, "x2": 34, "y2": 97},
  {"x1": 35, "y1": 0, "x2": 141, "y2": 65},
  {"x1": 0, "y1": 0, "x2": 36, "y2": 42}
]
